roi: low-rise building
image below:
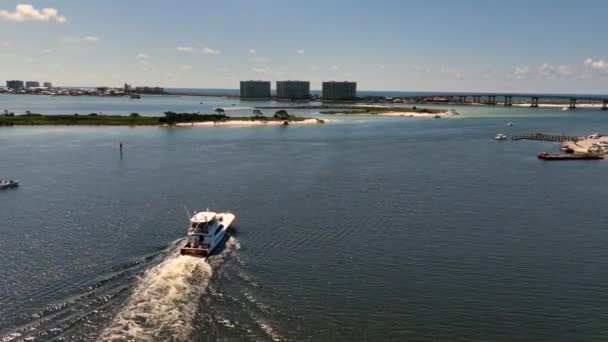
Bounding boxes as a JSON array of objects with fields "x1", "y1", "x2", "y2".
[
  {"x1": 322, "y1": 81, "x2": 357, "y2": 100},
  {"x1": 43, "y1": 82, "x2": 52, "y2": 88},
  {"x1": 240, "y1": 80, "x2": 271, "y2": 98},
  {"x1": 276, "y1": 81, "x2": 310, "y2": 99},
  {"x1": 6, "y1": 80, "x2": 24, "y2": 89},
  {"x1": 25, "y1": 81, "x2": 40, "y2": 88},
  {"x1": 134, "y1": 86, "x2": 165, "y2": 94}
]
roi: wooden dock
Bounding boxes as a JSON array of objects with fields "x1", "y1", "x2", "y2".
[{"x1": 511, "y1": 133, "x2": 580, "y2": 142}]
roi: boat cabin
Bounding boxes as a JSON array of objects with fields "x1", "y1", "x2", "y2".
[{"x1": 189, "y1": 211, "x2": 224, "y2": 235}]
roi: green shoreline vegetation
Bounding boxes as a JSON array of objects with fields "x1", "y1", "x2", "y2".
[
  {"x1": 254, "y1": 105, "x2": 443, "y2": 115},
  {"x1": 0, "y1": 109, "x2": 312, "y2": 126}
]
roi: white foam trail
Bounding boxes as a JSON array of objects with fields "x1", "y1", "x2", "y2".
[
  {"x1": 99, "y1": 254, "x2": 212, "y2": 341},
  {"x1": 99, "y1": 237, "x2": 240, "y2": 341}
]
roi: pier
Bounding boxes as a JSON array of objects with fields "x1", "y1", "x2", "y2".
[{"x1": 511, "y1": 133, "x2": 580, "y2": 142}]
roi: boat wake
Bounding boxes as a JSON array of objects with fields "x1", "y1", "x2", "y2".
[
  {"x1": 0, "y1": 241, "x2": 180, "y2": 342},
  {"x1": 99, "y1": 254, "x2": 211, "y2": 341},
  {"x1": 99, "y1": 237, "x2": 239, "y2": 342}
]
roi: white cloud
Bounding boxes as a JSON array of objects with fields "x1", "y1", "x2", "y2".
[
  {"x1": 297, "y1": 49, "x2": 304, "y2": 55},
  {"x1": 378, "y1": 64, "x2": 385, "y2": 70},
  {"x1": 584, "y1": 58, "x2": 608, "y2": 74},
  {"x1": 0, "y1": 4, "x2": 66, "y2": 23},
  {"x1": 249, "y1": 49, "x2": 256, "y2": 54},
  {"x1": 251, "y1": 66, "x2": 272, "y2": 74},
  {"x1": 512, "y1": 66, "x2": 530, "y2": 79},
  {"x1": 137, "y1": 53, "x2": 149, "y2": 59},
  {"x1": 177, "y1": 46, "x2": 220, "y2": 55},
  {"x1": 202, "y1": 47, "x2": 220, "y2": 55},
  {"x1": 176, "y1": 46, "x2": 195, "y2": 53},
  {"x1": 330, "y1": 65, "x2": 340, "y2": 71},
  {"x1": 42, "y1": 48, "x2": 52, "y2": 54},
  {"x1": 1, "y1": 41, "x2": 10, "y2": 48},
  {"x1": 179, "y1": 65, "x2": 193, "y2": 71},
  {"x1": 537, "y1": 63, "x2": 573, "y2": 78},
  {"x1": 61, "y1": 35, "x2": 99, "y2": 44}
]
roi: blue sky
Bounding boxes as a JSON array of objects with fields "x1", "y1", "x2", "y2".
[{"x1": 1, "y1": 0, "x2": 607, "y2": 93}]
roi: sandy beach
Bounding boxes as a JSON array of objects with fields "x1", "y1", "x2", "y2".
[
  {"x1": 561, "y1": 134, "x2": 608, "y2": 155},
  {"x1": 374, "y1": 111, "x2": 457, "y2": 117},
  {"x1": 174, "y1": 118, "x2": 324, "y2": 127}
]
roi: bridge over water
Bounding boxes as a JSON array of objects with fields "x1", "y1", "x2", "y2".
[{"x1": 409, "y1": 94, "x2": 608, "y2": 109}]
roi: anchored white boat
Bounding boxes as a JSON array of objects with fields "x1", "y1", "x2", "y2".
[
  {"x1": 181, "y1": 210, "x2": 235, "y2": 257},
  {"x1": 494, "y1": 133, "x2": 508, "y2": 141},
  {"x1": 0, "y1": 180, "x2": 19, "y2": 190}
]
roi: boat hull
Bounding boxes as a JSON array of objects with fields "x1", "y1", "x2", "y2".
[{"x1": 0, "y1": 180, "x2": 19, "y2": 190}]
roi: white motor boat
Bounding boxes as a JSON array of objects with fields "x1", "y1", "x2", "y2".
[
  {"x1": 0, "y1": 180, "x2": 19, "y2": 190},
  {"x1": 447, "y1": 109, "x2": 459, "y2": 115},
  {"x1": 181, "y1": 210, "x2": 235, "y2": 257},
  {"x1": 494, "y1": 133, "x2": 508, "y2": 141}
]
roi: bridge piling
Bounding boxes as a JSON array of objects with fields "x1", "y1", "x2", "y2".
[
  {"x1": 569, "y1": 98, "x2": 577, "y2": 109},
  {"x1": 603, "y1": 100, "x2": 608, "y2": 111},
  {"x1": 531, "y1": 97, "x2": 539, "y2": 108},
  {"x1": 504, "y1": 96, "x2": 512, "y2": 106}
]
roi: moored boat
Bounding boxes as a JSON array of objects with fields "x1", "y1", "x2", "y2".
[
  {"x1": 181, "y1": 210, "x2": 235, "y2": 257},
  {"x1": 494, "y1": 133, "x2": 507, "y2": 140},
  {"x1": 0, "y1": 180, "x2": 19, "y2": 190}
]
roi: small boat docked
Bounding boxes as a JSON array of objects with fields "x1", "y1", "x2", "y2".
[
  {"x1": 130, "y1": 94, "x2": 141, "y2": 99},
  {"x1": 494, "y1": 133, "x2": 508, "y2": 141},
  {"x1": 0, "y1": 180, "x2": 19, "y2": 189},
  {"x1": 181, "y1": 210, "x2": 235, "y2": 257},
  {"x1": 447, "y1": 109, "x2": 459, "y2": 115}
]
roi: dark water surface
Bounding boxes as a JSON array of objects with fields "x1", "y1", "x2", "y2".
[{"x1": 2, "y1": 106, "x2": 608, "y2": 341}]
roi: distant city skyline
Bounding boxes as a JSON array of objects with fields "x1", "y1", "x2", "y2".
[{"x1": 1, "y1": 0, "x2": 608, "y2": 93}]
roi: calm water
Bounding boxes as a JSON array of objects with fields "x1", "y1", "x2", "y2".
[{"x1": 1, "y1": 95, "x2": 608, "y2": 341}]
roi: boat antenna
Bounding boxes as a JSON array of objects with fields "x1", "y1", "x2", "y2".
[{"x1": 183, "y1": 205, "x2": 192, "y2": 219}]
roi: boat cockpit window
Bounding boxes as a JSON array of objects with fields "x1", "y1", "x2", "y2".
[{"x1": 196, "y1": 222, "x2": 209, "y2": 233}]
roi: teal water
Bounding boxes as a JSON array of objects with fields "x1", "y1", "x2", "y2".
[{"x1": 1, "y1": 96, "x2": 608, "y2": 341}]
